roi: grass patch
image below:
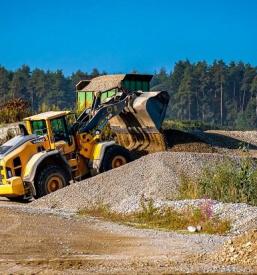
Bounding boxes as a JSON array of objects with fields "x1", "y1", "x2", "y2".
[
  {"x1": 163, "y1": 119, "x2": 221, "y2": 131},
  {"x1": 78, "y1": 199, "x2": 230, "y2": 235},
  {"x1": 179, "y1": 158, "x2": 257, "y2": 206}
]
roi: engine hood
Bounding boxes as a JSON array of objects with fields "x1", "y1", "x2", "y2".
[{"x1": 0, "y1": 135, "x2": 37, "y2": 159}]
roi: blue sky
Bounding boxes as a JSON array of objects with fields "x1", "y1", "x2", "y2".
[{"x1": 0, "y1": 0, "x2": 257, "y2": 75}]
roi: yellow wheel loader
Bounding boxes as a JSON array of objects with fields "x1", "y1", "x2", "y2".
[{"x1": 0, "y1": 86, "x2": 169, "y2": 201}]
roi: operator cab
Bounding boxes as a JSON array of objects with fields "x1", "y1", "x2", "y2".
[{"x1": 24, "y1": 111, "x2": 76, "y2": 152}]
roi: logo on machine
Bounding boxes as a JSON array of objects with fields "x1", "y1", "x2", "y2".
[{"x1": 31, "y1": 137, "x2": 46, "y2": 144}]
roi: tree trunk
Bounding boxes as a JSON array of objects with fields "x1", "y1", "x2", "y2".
[
  {"x1": 196, "y1": 89, "x2": 199, "y2": 120},
  {"x1": 180, "y1": 97, "x2": 183, "y2": 120},
  {"x1": 220, "y1": 81, "x2": 223, "y2": 126},
  {"x1": 201, "y1": 89, "x2": 205, "y2": 121},
  {"x1": 255, "y1": 93, "x2": 257, "y2": 117},
  {"x1": 242, "y1": 89, "x2": 246, "y2": 112},
  {"x1": 31, "y1": 88, "x2": 34, "y2": 114},
  {"x1": 188, "y1": 93, "x2": 191, "y2": 121}
]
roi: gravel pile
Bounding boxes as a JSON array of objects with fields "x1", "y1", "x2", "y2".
[
  {"x1": 193, "y1": 130, "x2": 257, "y2": 150},
  {"x1": 30, "y1": 151, "x2": 257, "y2": 233},
  {"x1": 207, "y1": 130, "x2": 257, "y2": 147},
  {"x1": 81, "y1": 74, "x2": 125, "y2": 93},
  {"x1": 31, "y1": 152, "x2": 238, "y2": 213},
  {"x1": 164, "y1": 129, "x2": 216, "y2": 153}
]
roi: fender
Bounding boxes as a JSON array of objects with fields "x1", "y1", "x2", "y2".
[
  {"x1": 90, "y1": 141, "x2": 115, "y2": 175},
  {"x1": 23, "y1": 150, "x2": 72, "y2": 195}
]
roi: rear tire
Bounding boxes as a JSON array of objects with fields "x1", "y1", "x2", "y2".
[
  {"x1": 100, "y1": 145, "x2": 131, "y2": 172},
  {"x1": 34, "y1": 164, "x2": 69, "y2": 198}
]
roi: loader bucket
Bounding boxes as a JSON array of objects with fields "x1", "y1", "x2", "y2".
[{"x1": 109, "y1": 91, "x2": 170, "y2": 154}]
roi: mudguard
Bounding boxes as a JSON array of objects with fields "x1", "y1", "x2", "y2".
[
  {"x1": 90, "y1": 141, "x2": 115, "y2": 175},
  {"x1": 23, "y1": 150, "x2": 72, "y2": 195}
]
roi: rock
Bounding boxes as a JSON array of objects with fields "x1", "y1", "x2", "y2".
[
  {"x1": 196, "y1": 225, "x2": 202, "y2": 232},
  {"x1": 211, "y1": 229, "x2": 257, "y2": 267},
  {"x1": 187, "y1": 226, "x2": 197, "y2": 233},
  {"x1": 229, "y1": 247, "x2": 235, "y2": 253},
  {"x1": 244, "y1": 241, "x2": 252, "y2": 247}
]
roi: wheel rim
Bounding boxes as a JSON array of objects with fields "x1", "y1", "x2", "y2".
[
  {"x1": 111, "y1": 156, "x2": 127, "y2": 168},
  {"x1": 47, "y1": 176, "x2": 63, "y2": 193}
]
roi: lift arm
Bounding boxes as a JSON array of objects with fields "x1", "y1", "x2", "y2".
[{"x1": 76, "y1": 90, "x2": 131, "y2": 134}]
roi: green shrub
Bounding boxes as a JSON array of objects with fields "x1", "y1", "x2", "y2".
[
  {"x1": 0, "y1": 98, "x2": 30, "y2": 124},
  {"x1": 179, "y1": 158, "x2": 257, "y2": 206},
  {"x1": 162, "y1": 119, "x2": 221, "y2": 131},
  {"x1": 78, "y1": 200, "x2": 230, "y2": 235},
  {"x1": 179, "y1": 174, "x2": 200, "y2": 199}
]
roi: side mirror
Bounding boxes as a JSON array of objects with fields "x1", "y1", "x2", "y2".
[{"x1": 19, "y1": 124, "x2": 28, "y2": 136}]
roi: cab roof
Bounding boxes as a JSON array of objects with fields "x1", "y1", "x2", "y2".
[{"x1": 24, "y1": 111, "x2": 71, "y2": 121}]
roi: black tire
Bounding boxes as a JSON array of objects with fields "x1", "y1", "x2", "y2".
[
  {"x1": 8, "y1": 196, "x2": 30, "y2": 203},
  {"x1": 34, "y1": 164, "x2": 69, "y2": 198},
  {"x1": 100, "y1": 145, "x2": 131, "y2": 172}
]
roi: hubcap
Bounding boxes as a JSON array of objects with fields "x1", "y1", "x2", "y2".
[
  {"x1": 111, "y1": 156, "x2": 127, "y2": 168},
  {"x1": 47, "y1": 176, "x2": 63, "y2": 193}
]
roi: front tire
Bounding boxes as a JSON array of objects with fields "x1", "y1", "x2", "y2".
[
  {"x1": 8, "y1": 196, "x2": 30, "y2": 203},
  {"x1": 100, "y1": 145, "x2": 131, "y2": 172},
  {"x1": 34, "y1": 164, "x2": 69, "y2": 198}
]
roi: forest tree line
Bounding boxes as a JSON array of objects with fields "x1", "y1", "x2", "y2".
[
  {"x1": 0, "y1": 65, "x2": 102, "y2": 113},
  {"x1": 152, "y1": 60, "x2": 257, "y2": 129},
  {"x1": 0, "y1": 60, "x2": 257, "y2": 129}
]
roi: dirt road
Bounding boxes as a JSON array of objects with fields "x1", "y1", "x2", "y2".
[{"x1": 0, "y1": 202, "x2": 254, "y2": 274}]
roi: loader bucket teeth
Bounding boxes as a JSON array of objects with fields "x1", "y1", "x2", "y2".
[{"x1": 109, "y1": 91, "x2": 169, "y2": 154}]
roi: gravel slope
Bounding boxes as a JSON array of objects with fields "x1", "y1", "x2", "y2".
[
  {"x1": 207, "y1": 130, "x2": 257, "y2": 147},
  {"x1": 31, "y1": 152, "x2": 239, "y2": 213},
  {"x1": 31, "y1": 151, "x2": 257, "y2": 234}
]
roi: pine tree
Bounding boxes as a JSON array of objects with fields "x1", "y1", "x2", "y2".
[
  {"x1": 175, "y1": 65, "x2": 193, "y2": 120},
  {"x1": 0, "y1": 66, "x2": 10, "y2": 102},
  {"x1": 240, "y1": 65, "x2": 256, "y2": 112},
  {"x1": 29, "y1": 69, "x2": 47, "y2": 113},
  {"x1": 210, "y1": 60, "x2": 227, "y2": 125},
  {"x1": 9, "y1": 65, "x2": 31, "y2": 99},
  {"x1": 250, "y1": 76, "x2": 257, "y2": 117},
  {"x1": 90, "y1": 68, "x2": 100, "y2": 78},
  {"x1": 192, "y1": 61, "x2": 210, "y2": 121},
  {"x1": 70, "y1": 70, "x2": 89, "y2": 88}
]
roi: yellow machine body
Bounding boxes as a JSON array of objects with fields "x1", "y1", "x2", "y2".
[
  {"x1": 0, "y1": 75, "x2": 169, "y2": 200},
  {"x1": 0, "y1": 111, "x2": 113, "y2": 198}
]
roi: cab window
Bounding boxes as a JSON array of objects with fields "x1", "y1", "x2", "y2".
[
  {"x1": 31, "y1": 120, "x2": 47, "y2": 135},
  {"x1": 51, "y1": 117, "x2": 69, "y2": 142},
  {"x1": 66, "y1": 114, "x2": 76, "y2": 132}
]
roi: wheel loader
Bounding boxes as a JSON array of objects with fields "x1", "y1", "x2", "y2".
[{"x1": 0, "y1": 75, "x2": 169, "y2": 201}]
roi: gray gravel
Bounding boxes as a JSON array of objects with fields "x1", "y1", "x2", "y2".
[
  {"x1": 30, "y1": 151, "x2": 257, "y2": 234},
  {"x1": 31, "y1": 152, "x2": 237, "y2": 212},
  {"x1": 207, "y1": 130, "x2": 257, "y2": 147},
  {"x1": 30, "y1": 155, "x2": 248, "y2": 213}
]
